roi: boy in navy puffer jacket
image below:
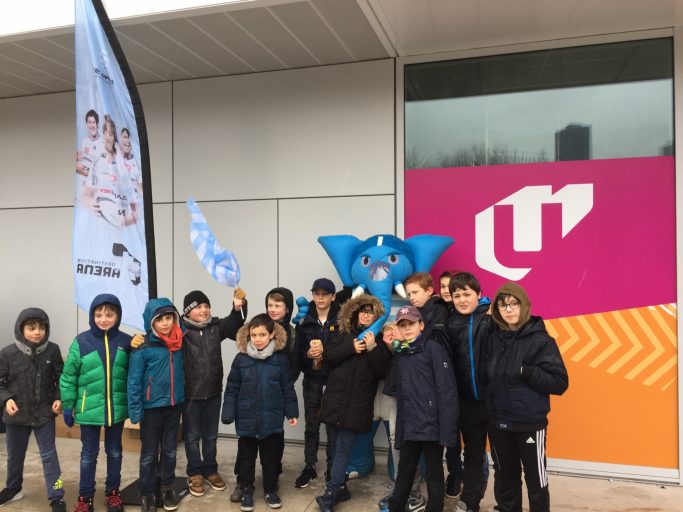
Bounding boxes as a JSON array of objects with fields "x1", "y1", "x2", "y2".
[
  {"x1": 128, "y1": 298, "x2": 185, "y2": 512},
  {"x1": 389, "y1": 305, "x2": 458, "y2": 512},
  {"x1": 222, "y1": 314, "x2": 298, "y2": 511}
]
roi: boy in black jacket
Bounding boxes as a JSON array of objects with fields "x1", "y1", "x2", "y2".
[
  {"x1": 482, "y1": 283, "x2": 568, "y2": 512},
  {"x1": 389, "y1": 306, "x2": 458, "y2": 512},
  {"x1": 182, "y1": 289, "x2": 246, "y2": 498},
  {"x1": 445, "y1": 272, "x2": 492, "y2": 511},
  {"x1": 0, "y1": 308, "x2": 65, "y2": 512},
  {"x1": 294, "y1": 278, "x2": 340, "y2": 488}
]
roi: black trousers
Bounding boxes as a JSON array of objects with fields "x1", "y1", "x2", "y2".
[
  {"x1": 238, "y1": 434, "x2": 281, "y2": 493},
  {"x1": 460, "y1": 400, "x2": 489, "y2": 511},
  {"x1": 388, "y1": 441, "x2": 444, "y2": 512},
  {"x1": 489, "y1": 427, "x2": 550, "y2": 512},
  {"x1": 302, "y1": 379, "x2": 332, "y2": 469}
]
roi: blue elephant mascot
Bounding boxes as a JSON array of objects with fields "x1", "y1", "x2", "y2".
[{"x1": 315, "y1": 233, "x2": 453, "y2": 481}]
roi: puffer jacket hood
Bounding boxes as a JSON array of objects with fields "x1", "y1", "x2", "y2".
[
  {"x1": 143, "y1": 298, "x2": 180, "y2": 335},
  {"x1": 235, "y1": 322, "x2": 287, "y2": 353},
  {"x1": 88, "y1": 294, "x2": 123, "y2": 337},
  {"x1": 338, "y1": 294, "x2": 385, "y2": 334},
  {"x1": 14, "y1": 307, "x2": 50, "y2": 353},
  {"x1": 491, "y1": 282, "x2": 531, "y2": 330},
  {"x1": 265, "y1": 287, "x2": 294, "y2": 324}
]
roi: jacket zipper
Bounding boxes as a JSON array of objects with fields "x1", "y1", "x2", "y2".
[
  {"x1": 169, "y1": 350, "x2": 175, "y2": 406},
  {"x1": 81, "y1": 389, "x2": 87, "y2": 413},
  {"x1": 469, "y1": 315, "x2": 479, "y2": 400},
  {"x1": 104, "y1": 332, "x2": 112, "y2": 426},
  {"x1": 146, "y1": 376, "x2": 152, "y2": 401}
]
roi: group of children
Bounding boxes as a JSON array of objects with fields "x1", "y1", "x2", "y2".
[{"x1": 0, "y1": 268, "x2": 568, "y2": 512}]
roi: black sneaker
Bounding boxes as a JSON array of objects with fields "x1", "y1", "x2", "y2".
[
  {"x1": 240, "y1": 493, "x2": 254, "y2": 512},
  {"x1": 162, "y1": 488, "x2": 178, "y2": 511},
  {"x1": 445, "y1": 473, "x2": 461, "y2": 499},
  {"x1": 141, "y1": 495, "x2": 156, "y2": 512},
  {"x1": 104, "y1": 490, "x2": 123, "y2": 512},
  {"x1": 336, "y1": 484, "x2": 351, "y2": 503},
  {"x1": 294, "y1": 465, "x2": 317, "y2": 488},
  {"x1": 50, "y1": 500, "x2": 67, "y2": 512},
  {"x1": 0, "y1": 488, "x2": 23, "y2": 507},
  {"x1": 73, "y1": 496, "x2": 94, "y2": 512},
  {"x1": 264, "y1": 492, "x2": 282, "y2": 509}
]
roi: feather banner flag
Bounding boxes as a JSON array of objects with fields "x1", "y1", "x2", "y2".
[
  {"x1": 73, "y1": 0, "x2": 156, "y2": 330},
  {"x1": 187, "y1": 198, "x2": 241, "y2": 287}
]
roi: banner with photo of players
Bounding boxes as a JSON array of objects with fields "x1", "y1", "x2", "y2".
[{"x1": 74, "y1": 0, "x2": 156, "y2": 330}]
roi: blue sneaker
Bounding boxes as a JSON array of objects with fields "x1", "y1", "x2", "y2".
[
  {"x1": 240, "y1": 493, "x2": 254, "y2": 512},
  {"x1": 378, "y1": 493, "x2": 391, "y2": 509},
  {"x1": 265, "y1": 492, "x2": 282, "y2": 509}
]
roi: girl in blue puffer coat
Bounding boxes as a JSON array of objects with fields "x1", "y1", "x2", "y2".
[{"x1": 221, "y1": 314, "x2": 298, "y2": 511}]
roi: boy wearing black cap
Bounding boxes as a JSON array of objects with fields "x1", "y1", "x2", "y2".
[
  {"x1": 389, "y1": 305, "x2": 458, "y2": 512},
  {"x1": 181, "y1": 289, "x2": 246, "y2": 498},
  {"x1": 293, "y1": 278, "x2": 340, "y2": 488}
]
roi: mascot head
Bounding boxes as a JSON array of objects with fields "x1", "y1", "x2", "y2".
[{"x1": 318, "y1": 234, "x2": 454, "y2": 336}]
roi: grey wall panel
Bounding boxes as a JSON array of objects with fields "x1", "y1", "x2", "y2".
[
  {"x1": 173, "y1": 59, "x2": 394, "y2": 201},
  {"x1": 278, "y1": 195, "x2": 396, "y2": 300},
  {"x1": 0, "y1": 207, "x2": 76, "y2": 357},
  {"x1": 0, "y1": 91, "x2": 74, "y2": 208},
  {"x1": 139, "y1": 82, "x2": 173, "y2": 204}
]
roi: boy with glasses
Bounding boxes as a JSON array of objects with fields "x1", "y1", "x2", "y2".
[{"x1": 481, "y1": 283, "x2": 568, "y2": 512}]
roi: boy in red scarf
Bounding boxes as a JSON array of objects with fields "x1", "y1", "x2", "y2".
[{"x1": 128, "y1": 298, "x2": 186, "y2": 512}]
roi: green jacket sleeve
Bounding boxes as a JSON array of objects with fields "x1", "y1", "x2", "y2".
[{"x1": 59, "y1": 340, "x2": 81, "y2": 410}]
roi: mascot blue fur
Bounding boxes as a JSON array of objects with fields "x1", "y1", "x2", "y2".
[{"x1": 296, "y1": 233, "x2": 453, "y2": 480}]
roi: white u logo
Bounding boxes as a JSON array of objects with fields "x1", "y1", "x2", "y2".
[{"x1": 475, "y1": 184, "x2": 594, "y2": 280}]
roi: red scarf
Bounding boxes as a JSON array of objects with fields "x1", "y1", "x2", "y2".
[{"x1": 155, "y1": 323, "x2": 183, "y2": 352}]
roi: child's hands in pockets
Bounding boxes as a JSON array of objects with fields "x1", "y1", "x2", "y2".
[{"x1": 288, "y1": 418, "x2": 298, "y2": 426}]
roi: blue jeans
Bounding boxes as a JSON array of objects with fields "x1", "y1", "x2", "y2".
[
  {"x1": 139, "y1": 406, "x2": 182, "y2": 496},
  {"x1": 79, "y1": 421, "x2": 124, "y2": 496},
  {"x1": 325, "y1": 426, "x2": 357, "y2": 495},
  {"x1": 6, "y1": 420, "x2": 64, "y2": 501},
  {"x1": 182, "y1": 396, "x2": 220, "y2": 477}
]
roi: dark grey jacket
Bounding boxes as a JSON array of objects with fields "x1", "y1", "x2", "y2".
[
  {"x1": 182, "y1": 307, "x2": 246, "y2": 400},
  {"x1": 0, "y1": 308, "x2": 64, "y2": 427}
]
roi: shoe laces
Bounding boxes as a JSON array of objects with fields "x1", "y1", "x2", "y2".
[
  {"x1": 105, "y1": 493, "x2": 122, "y2": 508},
  {"x1": 74, "y1": 499, "x2": 92, "y2": 512}
]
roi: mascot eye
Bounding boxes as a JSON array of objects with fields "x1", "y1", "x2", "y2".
[
  {"x1": 361, "y1": 256, "x2": 371, "y2": 267},
  {"x1": 388, "y1": 254, "x2": 400, "y2": 264}
]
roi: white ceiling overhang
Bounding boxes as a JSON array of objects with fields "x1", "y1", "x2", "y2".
[{"x1": 0, "y1": 0, "x2": 682, "y2": 100}]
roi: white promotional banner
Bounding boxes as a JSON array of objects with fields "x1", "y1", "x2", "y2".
[{"x1": 74, "y1": 0, "x2": 155, "y2": 329}]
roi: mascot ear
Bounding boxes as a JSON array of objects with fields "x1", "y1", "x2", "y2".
[
  {"x1": 318, "y1": 235, "x2": 361, "y2": 287},
  {"x1": 404, "y1": 234, "x2": 454, "y2": 272}
]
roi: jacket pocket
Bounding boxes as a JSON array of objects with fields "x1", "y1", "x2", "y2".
[
  {"x1": 146, "y1": 376, "x2": 152, "y2": 401},
  {"x1": 81, "y1": 389, "x2": 87, "y2": 413}
]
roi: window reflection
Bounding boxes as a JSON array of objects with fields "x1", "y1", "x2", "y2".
[{"x1": 405, "y1": 39, "x2": 673, "y2": 169}]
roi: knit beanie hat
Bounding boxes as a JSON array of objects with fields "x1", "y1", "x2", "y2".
[{"x1": 183, "y1": 290, "x2": 210, "y2": 316}]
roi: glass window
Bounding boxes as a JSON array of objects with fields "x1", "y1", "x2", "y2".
[{"x1": 405, "y1": 38, "x2": 673, "y2": 169}]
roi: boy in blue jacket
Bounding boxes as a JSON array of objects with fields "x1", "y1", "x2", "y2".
[
  {"x1": 222, "y1": 314, "x2": 298, "y2": 512},
  {"x1": 389, "y1": 306, "x2": 458, "y2": 512},
  {"x1": 128, "y1": 298, "x2": 185, "y2": 512}
]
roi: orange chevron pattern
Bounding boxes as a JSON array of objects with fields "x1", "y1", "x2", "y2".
[
  {"x1": 545, "y1": 304, "x2": 677, "y2": 391},
  {"x1": 544, "y1": 303, "x2": 678, "y2": 468}
]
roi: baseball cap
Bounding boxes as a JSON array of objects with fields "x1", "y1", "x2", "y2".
[
  {"x1": 311, "y1": 278, "x2": 336, "y2": 295},
  {"x1": 395, "y1": 305, "x2": 422, "y2": 323}
]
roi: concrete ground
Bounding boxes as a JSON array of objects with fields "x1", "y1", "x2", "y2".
[{"x1": 0, "y1": 435, "x2": 680, "y2": 511}]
